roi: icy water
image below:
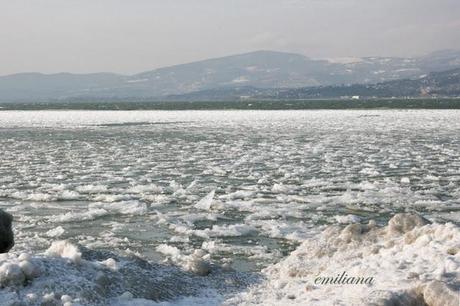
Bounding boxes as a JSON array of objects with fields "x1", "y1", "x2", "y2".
[{"x1": 0, "y1": 110, "x2": 459, "y2": 305}]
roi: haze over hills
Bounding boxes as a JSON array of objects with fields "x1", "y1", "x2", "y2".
[{"x1": 0, "y1": 49, "x2": 460, "y2": 102}]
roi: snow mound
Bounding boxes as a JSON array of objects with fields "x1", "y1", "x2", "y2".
[
  {"x1": 0, "y1": 253, "x2": 41, "y2": 288},
  {"x1": 0, "y1": 244, "x2": 256, "y2": 306},
  {"x1": 226, "y1": 213, "x2": 460, "y2": 305}
]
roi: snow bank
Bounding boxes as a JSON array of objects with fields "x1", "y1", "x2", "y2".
[
  {"x1": 226, "y1": 213, "x2": 459, "y2": 305},
  {"x1": 0, "y1": 241, "x2": 253, "y2": 306}
]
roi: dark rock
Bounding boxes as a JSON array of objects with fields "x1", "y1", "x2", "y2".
[{"x1": 0, "y1": 209, "x2": 14, "y2": 253}]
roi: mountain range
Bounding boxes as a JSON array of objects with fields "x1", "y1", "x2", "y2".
[
  {"x1": 1, "y1": 49, "x2": 460, "y2": 102},
  {"x1": 167, "y1": 68, "x2": 460, "y2": 101}
]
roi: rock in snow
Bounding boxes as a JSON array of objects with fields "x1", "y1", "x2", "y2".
[{"x1": 0, "y1": 210, "x2": 14, "y2": 253}]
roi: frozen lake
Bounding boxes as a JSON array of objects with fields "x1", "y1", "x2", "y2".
[{"x1": 0, "y1": 110, "x2": 459, "y2": 305}]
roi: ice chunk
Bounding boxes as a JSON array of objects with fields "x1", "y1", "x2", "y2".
[
  {"x1": 46, "y1": 226, "x2": 65, "y2": 238},
  {"x1": 387, "y1": 213, "x2": 430, "y2": 235},
  {"x1": 193, "y1": 224, "x2": 257, "y2": 239},
  {"x1": 194, "y1": 190, "x2": 215, "y2": 210},
  {"x1": 400, "y1": 177, "x2": 411, "y2": 184},
  {"x1": 0, "y1": 262, "x2": 25, "y2": 286},
  {"x1": 50, "y1": 208, "x2": 108, "y2": 222},
  {"x1": 76, "y1": 184, "x2": 108, "y2": 194},
  {"x1": 127, "y1": 184, "x2": 163, "y2": 194},
  {"x1": 156, "y1": 244, "x2": 181, "y2": 258},
  {"x1": 101, "y1": 258, "x2": 118, "y2": 271},
  {"x1": 89, "y1": 201, "x2": 148, "y2": 215},
  {"x1": 57, "y1": 190, "x2": 81, "y2": 200},
  {"x1": 335, "y1": 214, "x2": 362, "y2": 224},
  {"x1": 184, "y1": 255, "x2": 211, "y2": 276},
  {"x1": 45, "y1": 241, "x2": 82, "y2": 264}
]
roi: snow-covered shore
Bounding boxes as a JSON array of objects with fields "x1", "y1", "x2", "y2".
[
  {"x1": 1, "y1": 213, "x2": 458, "y2": 306},
  {"x1": 227, "y1": 213, "x2": 459, "y2": 306}
]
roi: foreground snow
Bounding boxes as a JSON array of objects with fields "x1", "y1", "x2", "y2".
[
  {"x1": 1, "y1": 213, "x2": 458, "y2": 305},
  {"x1": 227, "y1": 213, "x2": 459, "y2": 306},
  {"x1": 0, "y1": 242, "x2": 253, "y2": 306}
]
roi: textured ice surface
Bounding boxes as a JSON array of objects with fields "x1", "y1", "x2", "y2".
[{"x1": 0, "y1": 110, "x2": 459, "y2": 304}]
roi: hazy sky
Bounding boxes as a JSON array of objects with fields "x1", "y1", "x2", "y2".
[{"x1": 1, "y1": 0, "x2": 459, "y2": 75}]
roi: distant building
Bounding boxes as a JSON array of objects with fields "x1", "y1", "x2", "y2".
[{"x1": 352, "y1": 96, "x2": 360, "y2": 100}]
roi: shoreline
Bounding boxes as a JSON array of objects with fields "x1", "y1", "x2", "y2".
[
  {"x1": 1, "y1": 98, "x2": 460, "y2": 111},
  {"x1": 1, "y1": 213, "x2": 458, "y2": 305}
]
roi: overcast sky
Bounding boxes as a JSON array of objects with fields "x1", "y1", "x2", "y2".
[{"x1": 1, "y1": 0, "x2": 459, "y2": 75}]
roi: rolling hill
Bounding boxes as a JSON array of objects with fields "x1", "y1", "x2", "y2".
[{"x1": 0, "y1": 50, "x2": 459, "y2": 102}]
